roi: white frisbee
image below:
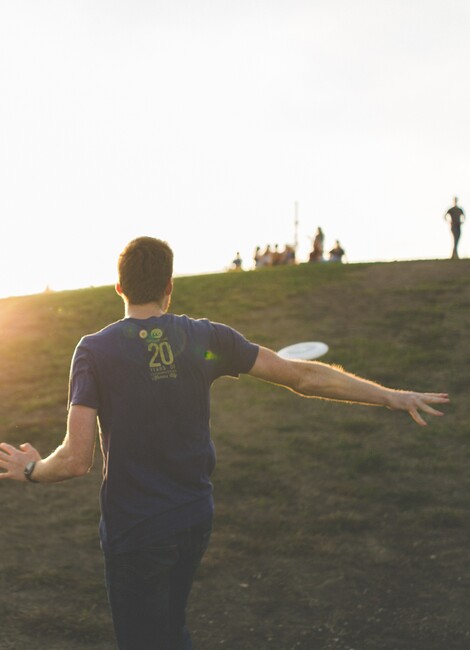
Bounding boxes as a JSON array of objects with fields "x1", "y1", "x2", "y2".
[{"x1": 277, "y1": 341, "x2": 329, "y2": 360}]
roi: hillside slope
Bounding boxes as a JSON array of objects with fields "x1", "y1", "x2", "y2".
[{"x1": 0, "y1": 259, "x2": 468, "y2": 650}]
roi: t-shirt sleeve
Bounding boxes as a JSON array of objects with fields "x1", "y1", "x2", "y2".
[
  {"x1": 208, "y1": 322, "x2": 259, "y2": 379},
  {"x1": 68, "y1": 339, "x2": 101, "y2": 410}
]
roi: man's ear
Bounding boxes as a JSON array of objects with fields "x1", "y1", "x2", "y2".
[
  {"x1": 165, "y1": 279, "x2": 173, "y2": 296},
  {"x1": 115, "y1": 282, "x2": 123, "y2": 297}
]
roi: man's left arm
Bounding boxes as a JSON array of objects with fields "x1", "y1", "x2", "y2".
[
  {"x1": 0, "y1": 405, "x2": 98, "y2": 483},
  {"x1": 248, "y1": 346, "x2": 449, "y2": 426}
]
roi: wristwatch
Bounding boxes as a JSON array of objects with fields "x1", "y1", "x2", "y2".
[{"x1": 24, "y1": 461, "x2": 39, "y2": 483}]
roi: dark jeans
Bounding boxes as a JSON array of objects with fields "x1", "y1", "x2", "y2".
[
  {"x1": 451, "y1": 224, "x2": 461, "y2": 258},
  {"x1": 104, "y1": 518, "x2": 213, "y2": 650}
]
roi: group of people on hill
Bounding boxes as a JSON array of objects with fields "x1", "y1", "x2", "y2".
[
  {"x1": 229, "y1": 234, "x2": 344, "y2": 271},
  {"x1": 253, "y1": 243, "x2": 296, "y2": 268},
  {"x1": 230, "y1": 244, "x2": 295, "y2": 271},
  {"x1": 229, "y1": 196, "x2": 465, "y2": 272},
  {"x1": 309, "y1": 227, "x2": 346, "y2": 263}
]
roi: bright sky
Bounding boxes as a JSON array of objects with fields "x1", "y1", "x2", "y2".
[{"x1": 1, "y1": 0, "x2": 469, "y2": 298}]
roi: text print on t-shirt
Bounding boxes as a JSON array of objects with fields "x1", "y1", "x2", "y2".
[{"x1": 142, "y1": 328, "x2": 178, "y2": 381}]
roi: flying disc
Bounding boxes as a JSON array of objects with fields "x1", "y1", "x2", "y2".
[{"x1": 277, "y1": 341, "x2": 329, "y2": 360}]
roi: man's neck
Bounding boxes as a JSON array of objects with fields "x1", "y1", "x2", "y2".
[{"x1": 125, "y1": 302, "x2": 167, "y2": 319}]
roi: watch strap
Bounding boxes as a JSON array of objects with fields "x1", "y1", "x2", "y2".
[{"x1": 24, "y1": 461, "x2": 39, "y2": 483}]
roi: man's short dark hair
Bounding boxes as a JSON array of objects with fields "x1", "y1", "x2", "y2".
[{"x1": 118, "y1": 237, "x2": 174, "y2": 305}]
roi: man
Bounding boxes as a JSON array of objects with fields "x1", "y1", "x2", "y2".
[
  {"x1": 231, "y1": 251, "x2": 243, "y2": 270},
  {"x1": 309, "y1": 227, "x2": 325, "y2": 263},
  {"x1": 328, "y1": 239, "x2": 346, "y2": 263},
  {"x1": 0, "y1": 236, "x2": 449, "y2": 650},
  {"x1": 444, "y1": 196, "x2": 465, "y2": 259}
]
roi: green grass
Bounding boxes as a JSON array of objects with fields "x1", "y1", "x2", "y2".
[{"x1": 0, "y1": 258, "x2": 469, "y2": 649}]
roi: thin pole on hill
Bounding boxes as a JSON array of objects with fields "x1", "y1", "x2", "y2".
[{"x1": 294, "y1": 201, "x2": 299, "y2": 252}]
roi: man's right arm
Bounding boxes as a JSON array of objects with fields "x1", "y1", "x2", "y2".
[
  {"x1": 248, "y1": 346, "x2": 449, "y2": 426},
  {"x1": 0, "y1": 405, "x2": 97, "y2": 483}
]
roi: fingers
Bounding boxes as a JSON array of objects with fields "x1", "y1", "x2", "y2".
[
  {"x1": 408, "y1": 393, "x2": 449, "y2": 426},
  {"x1": 0, "y1": 446, "x2": 21, "y2": 474},
  {"x1": 0, "y1": 443, "x2": 23, "y2": 462},
  {"x1": 409, "y1": 409, "x2": 427, "y2": 427},
  {"x1": 0, "y1": 442, "x2": 38, "y2": 482},
  {"x1": 422, "y1": 393, "x2": 450, "y2": 403},
  {"x1": 0, "y1": 443, "x2": 17, "y2": 455},
  {"x1": 420, "y1": 404, "x2": 445, "y2": 417},
  {"x1": 0, "y1": 442, "x2": 40, "y2": 459}
]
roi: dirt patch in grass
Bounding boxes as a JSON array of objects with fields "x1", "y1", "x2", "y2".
[{"x1": 0, "y1": 259, "x2": 469, "y2": 649}]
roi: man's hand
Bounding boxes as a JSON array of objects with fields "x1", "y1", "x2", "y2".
[
  {"x1": 0, "y1": 443, "x2": 42, "y2": 482},
  {"x1": 387, "y1": 391, "x2": 450, "y2": 426}
]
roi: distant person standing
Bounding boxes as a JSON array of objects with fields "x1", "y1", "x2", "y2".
[
  {"x1": 309, "y1": 227, "x2": 325, "y2": 263},
  {"x1": 231, "y1": 252, "x2": 243, "y2": 271},
  {"x1": 272, "y1": 244, "x2": 282, "y2": 266},
  {"x1": 329, "y1": 240, "x2": 346, "y2": 263},
  {"x1": 444, "y1": 196, "x2": 465, "y2": 259},
  {"x1": 253, "y1": 246, "x2": 262, "y2": 268},
  {"x1": 260, "y1": 245, "x2": 273, "y2": 267}
]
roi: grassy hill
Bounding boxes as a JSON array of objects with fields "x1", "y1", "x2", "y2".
[{"x1": 0, "y1": 259, "x2": 468, "y2": 650}]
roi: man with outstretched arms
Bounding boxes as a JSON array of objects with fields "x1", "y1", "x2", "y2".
[{"x1": 0, "y1": 236, "x2": 449, "y2": 650}]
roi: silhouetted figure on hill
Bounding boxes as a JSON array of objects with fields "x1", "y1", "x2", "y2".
[
  {"x1": 259, "y1": 245, "x2": 273, "y2": 267},
  {"x1": 279, "y1": 244, "x2": 295, "y2": 265},
  {"x1": 329, "y1": 240, "x2": 346, "y2": 263},
  {"x1": 253, "y1": 246, "x2": 262, "y2": 268},
  {"x1": 444, "y1": 197, "x2": 465, "y2": 259},
  {"x1": 309, "y1": 227, "x2": 325, "y2": 262},
  {"x1": 231, "y1": 252, "x2": 243, "y2": 271},
  {"x1": 271, "y1": 244, "x2": 283, "y2": 266}
]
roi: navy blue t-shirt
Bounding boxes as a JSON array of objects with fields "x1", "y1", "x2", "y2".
[{"x1": 68, "y1": 314, "x2": 259, "y2": 554}]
